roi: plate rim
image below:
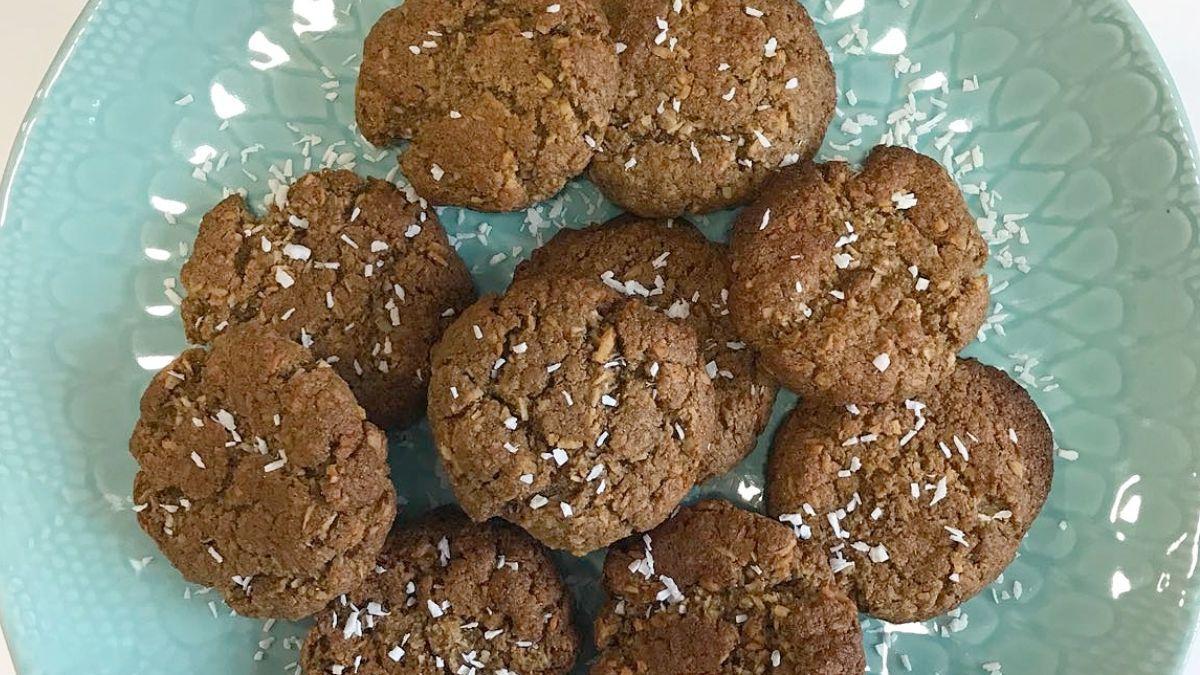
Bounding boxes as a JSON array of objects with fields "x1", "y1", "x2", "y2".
[{"x1": 0, "y1": 0, "x2": 102, "y2": 230}]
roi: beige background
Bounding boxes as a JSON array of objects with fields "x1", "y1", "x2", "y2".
[{"x1": 0, "y1": 1, "x2": 1196, "y2": 674}]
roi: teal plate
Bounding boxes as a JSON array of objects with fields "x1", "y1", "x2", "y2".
[{"x1": 1, "y1": 0, "x2": 1198, "y2": 673}]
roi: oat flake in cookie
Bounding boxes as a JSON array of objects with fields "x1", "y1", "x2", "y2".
[
  {"x1": 766, "y1": 358, "x2": 1055, "y2": 623},
  {"x1": 589, "y1": 0, "x2": 836, "y2": 217},
  {"x1": 513, "y1": 215, "x2": 778, "y2": 480},
  {"x1": 593, "y1": 500, "x2": 865, "y2": 675},
  {"x1": 428, "y1": 275, "x2": 717, "y2": 555},
  {"x1": 300, "y1": 508, "x2": 579, "y2": 675},
  {"x1": 180, "y1": 169, "x2": 476, "y2": 429},
  {"x1": 129, "y1": 326, "x2": 396, "y2": 620},
  {"x1": 730, "y1": 145, "x2": 989, "y2": 405},
  {"x1": 356, "y1": 0, "x2": 619, "y2": 212}
]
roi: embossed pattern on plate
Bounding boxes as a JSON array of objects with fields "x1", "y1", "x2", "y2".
[{"x1": 0, "y1": 0, "x2": 1198, "y2": 673}]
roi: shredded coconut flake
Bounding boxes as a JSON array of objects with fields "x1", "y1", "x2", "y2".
[{"x1": 892, "y1": 191, "x2": 918, "y2": 210}]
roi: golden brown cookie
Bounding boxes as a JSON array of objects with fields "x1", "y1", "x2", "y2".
[
  {"x1": 593, "y1": 500, "x2": 865, "y2": 675},
  {"x1": 589, "y1": 0, "x2": 835, "y2": 217},
  {"x1": 356, "y1": 0, "x2": 620, "y2": 211},
  {"x1": 729, "y1": 145, "x2": 990, "y2": 405},
  {"x1": 766, "y1": 358, "x2": 1054, "y2": 623},
  {"x1": 428, "y1": 275, "x2": 717, "y2": 555},
  {"x1": 300, "y1": 508, "x2": 579, "y2": 675},
  {"x1": 513, "y1": 215, "x2": 777, "y2": 480},
  {"x1": 180, "y1": 170, "x2": 476, "y2": 429},
  {"x1": 129, "y1": 326, "x2": 396, "y2": 620}
]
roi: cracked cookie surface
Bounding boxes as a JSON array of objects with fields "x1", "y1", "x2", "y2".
[
  {"x1": 180, "y1": 169, "x2": 476, "y2": 429},
  {"x1": 593, "y1": 500, "x2": 865, "y2": 674},
  {"x1": 356, "y1": 0, "x2": 619, "y2": 211},
  {"x1": 513, "y1": 215, "x2": 777, "y2": 480},
  {"x1": 129, "y1": 326, "x2": 396, "y2": 619},
  {"x1": 766, "y1": 358, "x2": 1054, "y2": 622},
  {"x1": 428, "y1": 275, "x2": 716, "y2": 555},
  {"x1": 300, "y1": 508, "x2": 579, "y2": 675},
  {"x1": 730, "y1": 145, "x2": 989, "y2": 405},
  {"x1": 588, "y1": 0, "x2": 835, "y2": 217}
]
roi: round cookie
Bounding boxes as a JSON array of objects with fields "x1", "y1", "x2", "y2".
[
  {"x1": 180, "y1": 169, "x2": 476, "y2": 429},
  {"x1": 766, "y1": 358, "x2": 1054, "y2": 623},
  {"x1": 594, "y1": 499, "x2": 865, "y2": 675},
  {"x1": 588, "y1": 0, "x2": 835, "y2": 217},
  {"x1": 356, "y1": 0, "x2": 620, "y2": 211},
  {"x1": 129, "y1": 326, "x2": 396, "y2": 620},
  {"x1": 729, "y1": 145, "x2": 990, "y2": 405},
  {"x1": 428, "y1": 275, "x2": 717, "y2": 555},
  {"x1": 513, "y1": 216, "x2": 778, "y2": 480},
  {"x1": 300, "y1": 508, "x2": 579, "y2": 675}
]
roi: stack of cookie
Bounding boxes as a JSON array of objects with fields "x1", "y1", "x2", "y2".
[
  {"x1": 127, "y1": 1, "x2": 1055, "y2": 673},
  {"x1": 730, "y1": 146, "x2": 1055, "y2": 627}
]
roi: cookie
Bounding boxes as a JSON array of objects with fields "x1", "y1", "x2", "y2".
[
  {"x1": 300, "y1": 508, "x2": 579, "y2": 675},
  {"x1": 588, "y1": 0, "x2": 835, "y2": 217},
  {"x1": 513, "y1": 215, "x2": 777, "y2": 480},
  {"x1": 729, "y1": 145, "x2": 990, "y2": 405},
  {"x1": 593, "y1": 499, "x2": 865, "y2": 675},
  {"x1": 428, "y1": 275, "x2": 717, "y2": 555},
  {"x1": 766, "y1": 358, "x2": 1054, "y2": 622},
  {"x1": 356, "y1": 0, "x2": 620, "y2": 211},
  {"x1": 180, "y1": 169, "x2": 476, "y2": 429},
  {"x1": 129, "y1": 326, "x2": 396, "y2": 620}
]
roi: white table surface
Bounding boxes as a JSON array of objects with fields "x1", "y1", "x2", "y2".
[{"x1": 0, "y1": 1, "x2": 1197, "y2": 674}]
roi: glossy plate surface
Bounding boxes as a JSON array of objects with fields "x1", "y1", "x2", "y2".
[{"x1": 1, "y1": 0, "x2": 1198, "y2": 673}]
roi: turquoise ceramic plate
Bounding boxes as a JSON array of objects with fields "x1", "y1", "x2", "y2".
[{"x1": 1, "y1": 0, "x2": 1198, "y2": 673}]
